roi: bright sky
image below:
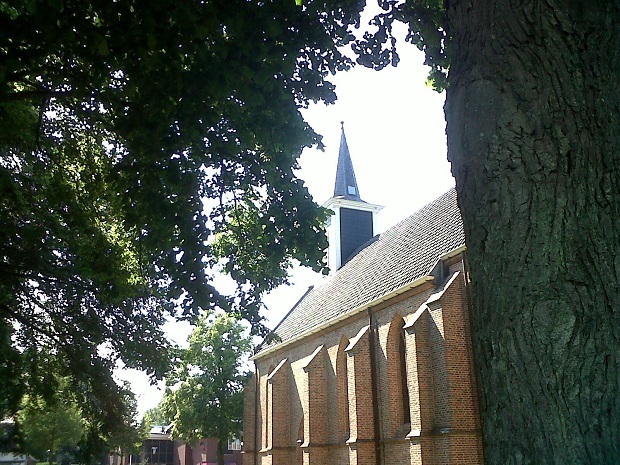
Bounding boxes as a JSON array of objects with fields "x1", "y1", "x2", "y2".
[{"x1": 117, "y1": 27, "x2": 455, "y2": 416}]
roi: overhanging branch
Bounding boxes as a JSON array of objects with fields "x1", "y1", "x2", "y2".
[{"x1": 0, "y1": 89, "x2": 74, "y2": 103}]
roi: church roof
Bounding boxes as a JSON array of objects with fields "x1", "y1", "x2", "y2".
[
  {"x1": 259, "y1": 188, "x2": 464, "y2": 354},
  {"x1": 333, "y1": 123, "x2": 362, "y2": 201}
]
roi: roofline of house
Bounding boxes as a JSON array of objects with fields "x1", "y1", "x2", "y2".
[
  {"x1": 253, "y1": 245, "x2": 467, "y2": 361},
  {"x1": 252, "y1": 275, "x2": 435, "y2": 360},
  {"x1": 440, "y1": 244, "x2": 466, "y2": 261},
  {"x1": 254, "y1": 285, "x2": 315, "y2": 354}
]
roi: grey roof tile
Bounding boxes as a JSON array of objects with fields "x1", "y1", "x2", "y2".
[{"x1": 261, "y1": 188, "x2": 463, "y2": 352}]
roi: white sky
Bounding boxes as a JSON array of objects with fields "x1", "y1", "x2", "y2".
[{"x1": 118, "y1": 27, "x2": 455, "y2": 416}]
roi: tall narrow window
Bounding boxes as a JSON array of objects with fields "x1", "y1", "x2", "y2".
[
  {"x1": 387, "y1": 315, "x2": 410, "y2": 434},
  {"x1": 336, "y1": 336, "x2": 350, "y2": 441},
  {"x1": 263, "y1": 364, "x2": 275, "y2": 448},
  {"x1": 400, "y1": 328, "x2": 411, "y2": 424}
]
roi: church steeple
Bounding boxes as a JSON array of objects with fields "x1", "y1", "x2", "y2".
[
  {"x1": 323, "y1": 123, "x2": 383, "y2": 273},
  {"x1": 333, "y1": 122, "x2": 362, "y2": 201}
]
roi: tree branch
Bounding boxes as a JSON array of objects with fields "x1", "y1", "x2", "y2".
[{"x1": 0, "y1": 89, "x2": 74, "y2": 103}]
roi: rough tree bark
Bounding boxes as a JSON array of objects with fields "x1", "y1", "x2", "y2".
[{"x1": 445, "y1": 1, "x2": 620, "y2": 463}]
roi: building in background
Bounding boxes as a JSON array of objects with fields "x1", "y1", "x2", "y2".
[
  {"x1": 0, "y1": 454, "x2": 36, "y2": 465},
  {"x1": 242, "y1": 127, "x2": 483, "y2": 465},
  {"x1": 108, "y1": 426, "x2": 242, "y2": 465},
  {"x1": 0, "y1": 421, "x2": 36, "y2": 465}
]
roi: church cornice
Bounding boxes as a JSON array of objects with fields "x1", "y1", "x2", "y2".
[
  {"x1": 252, "y1": 274, "x2": 435, "y2": 361},
  {"x1": 321, "y1": 196, "x2": 384, "y2": 213}
]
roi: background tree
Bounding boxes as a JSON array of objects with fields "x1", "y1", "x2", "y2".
[
  {"x1": 142, "y1": 405, "x2": 171, "y2": 429},
  {"x1": 18, "y1": 384, "x2": 84, "y2": 464},
  {"x1": 162, "y1": 312, "x2": 252, "y2": 465},
  {"x1": 11, "y1": 351, "x2": 144, "y2": 465},
  {"x1": 104, "y1": 383, "x2": 146, "y2": 465}
]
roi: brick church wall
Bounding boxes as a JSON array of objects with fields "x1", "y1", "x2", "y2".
[{"x1": 244, "y1": 255, "x2": 483, "y2": 465}]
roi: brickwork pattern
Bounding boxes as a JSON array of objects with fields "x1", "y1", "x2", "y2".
[
  {"x1": 386, "y1": 314, "x2": 407, "y2": 437},
  {"x1": 408, "y1": 310, "x2": 434, "y2": 435},
  {"x1": 244, "y1": 256, "x2": 483, "y2": 465},
  {"x1": 302, "y1": 346, "x2": 329, "y2": 465},
  {"x1": 429, "y1": 304, "x2": 451, "y2": 429},
  {"x1": 346, "y1": 326, "x2": 375, "y2": 445},
  {"x1": 268, "y1": 361, "x2": 291, "y2": 465},
  {"x1": 336, "y1": 336, "x2": 350, "y2": 443},
  {"x1": 374, "y1": 287, "x2": 435, "y2": 442},
  {"x1": 442, "y1": 275, "x2": 481, "y2": 431},
  {"x1": 243, "y1": 374, "x2": 257, "y2": 454}
]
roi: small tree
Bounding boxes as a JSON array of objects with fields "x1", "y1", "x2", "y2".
[
  {"x1": 105, "y1": 383, "x2": 146, "y2": 465},
  {"x1": 163, "y1": 312, "x2": 251, "y2": 465},
  {"x1": 18, "y1": 387, "x2": 84, "y2": 464}
]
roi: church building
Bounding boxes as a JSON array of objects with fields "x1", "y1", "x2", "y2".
[{"x1": 242, "y1": 126, "x2": 484, "y2": 465}]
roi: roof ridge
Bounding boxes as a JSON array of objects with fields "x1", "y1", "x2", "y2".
[
  {"x1": 259, "y1": 187, "x2": 462, "y2": 353},
  {"x1": 257, "y1": 285, "x2": 315, "y2": 352}
]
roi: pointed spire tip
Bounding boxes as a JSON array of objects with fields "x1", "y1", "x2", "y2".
[{"x1": 334, "y1": 122, "x2": 360, "y2": 201}]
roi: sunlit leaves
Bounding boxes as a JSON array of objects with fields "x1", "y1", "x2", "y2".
[
  {"x1": 19, "y1": 389, "x2": 84, "y2": 462},
  {"x1": 163, "y1": 312, "x2": 252, "y2": 446},
  {"x1": 353, "y1": 0, "x2": 449, "y2": 90},
  {"x1": 20, "y1": 407, "x2": 82, "y2": 463},
  {"x1": 104, "y1": 382, "x2": 146, "y2": 460}
]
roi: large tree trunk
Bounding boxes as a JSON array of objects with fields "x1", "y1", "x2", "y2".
[{"x1": 445, "y1": 1, "x2": 620, "y2": 463}]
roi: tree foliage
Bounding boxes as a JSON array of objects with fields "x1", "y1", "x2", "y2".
[
  {"x1": 162, "y1": 312, "x2": 251, "y2": 465},
  {"x1": 143, "y1": 405, "x2": 171, "y2": 430},
  {"x1": 352, "y1": 0, "x2": 449, "y2": 89},
  {"x1": 0, "y1": 0, "x2": 364, "y2": 431},
  {"x1": 12, "y1": 353, "x2": 144, "y2": 465},
  {"x1": 18, "y1": 379, "x2": 84, "y2": 463},
  {"x1": 103, "y1": 382, "x2": 146, "y2": 464}
]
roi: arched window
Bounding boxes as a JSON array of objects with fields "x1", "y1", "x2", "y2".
[
  {"x1": 336, "y1": 335, "x2": 350, "y2": 441},
  {"x1": 387, "y1": 315, "x2": 411, "y2": 434}
]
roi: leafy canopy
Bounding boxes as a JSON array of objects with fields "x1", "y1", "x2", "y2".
[
  {"x1": 143, "y1": 405, "x2": 172, "y2": 430},
  {"x1": 103, "y1": 382, "x2": 147, "y2": 461},
  {"x1": 0, "y1": 0, "x2": 362, "y2": 426},
  {"x1": 13, "y1": 352, "x2": 144, "y2": 464},
  {"x1": 0, "y1": 0, "x2": 448, "y2": 444}
]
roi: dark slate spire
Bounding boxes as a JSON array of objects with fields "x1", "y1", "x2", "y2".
[{"x1": 333, "y1": 122, "x2": 362, "y2": 201}]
